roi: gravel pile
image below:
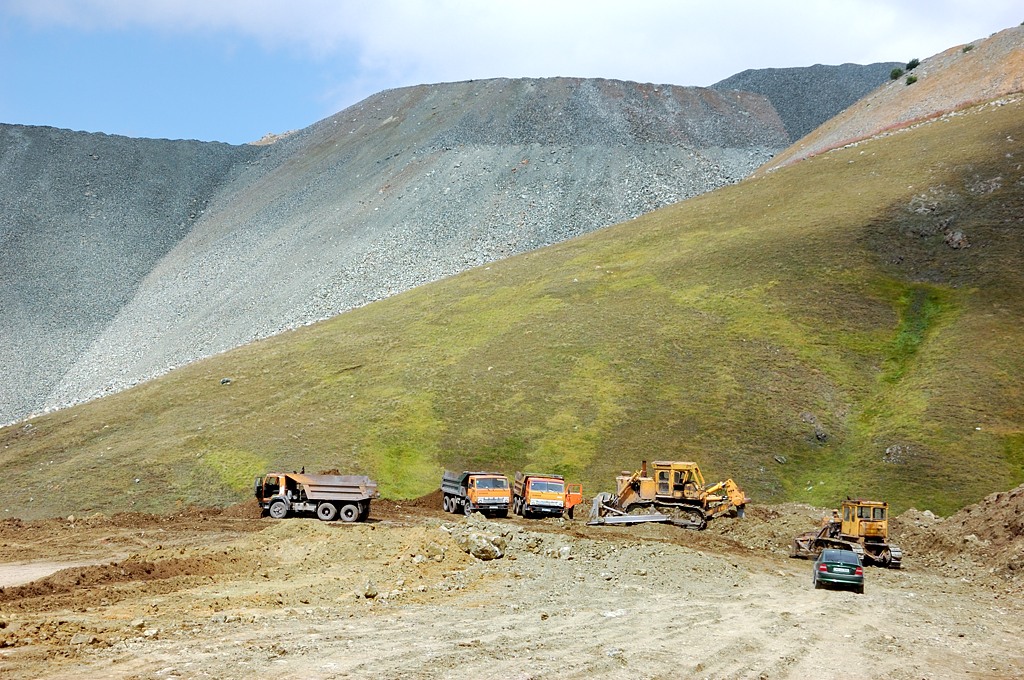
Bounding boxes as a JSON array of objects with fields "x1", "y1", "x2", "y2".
[
  {"x1": 711, "y1": 62, "x2": 900, "y2": 141},
  {"x1": 0, "y1": 124, "x2": 260, "y2": 423},
  {"x1": 3, "y1": 77, "x2": 790, "y2": 424}
]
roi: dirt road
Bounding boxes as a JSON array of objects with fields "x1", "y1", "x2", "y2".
[{"x1": 0, "y1": 498, "x2": 1021, "y2": 679}]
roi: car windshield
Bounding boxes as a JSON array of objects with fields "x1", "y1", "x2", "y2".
[{"x1": 476, "y1": 477, "x2": 508, "y2": 490}]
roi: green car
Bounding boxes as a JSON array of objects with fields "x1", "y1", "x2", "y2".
[{"x1": 813, "y1": 548, "x2": 865, "y2": 594}]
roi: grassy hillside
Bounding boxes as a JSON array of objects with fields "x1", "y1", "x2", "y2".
[{"x1": 2, "y1": 97, "x2": 1022, "y2": 520}]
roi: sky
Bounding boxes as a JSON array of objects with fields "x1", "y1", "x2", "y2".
[{"x1": 0, "y1": 1, "x2": 1020, "y2": 145}]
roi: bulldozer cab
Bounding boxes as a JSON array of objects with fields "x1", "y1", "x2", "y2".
[
  {"x1": 841, "y1": 499, "x2": 889, "y2": 540},
  {"x1": 651, "y1": 461, "x2": 705, "y2": 501}
]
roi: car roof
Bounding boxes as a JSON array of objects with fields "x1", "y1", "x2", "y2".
[{"x1": 821, "y1": 549, "x2": 860, "y2": 562}]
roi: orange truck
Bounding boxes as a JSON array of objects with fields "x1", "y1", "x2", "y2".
[
  {"x1": 441, "y1": 470, "x2": 511, "y2": 518},
  {"x1": 512, "y1": 472, "x2": 584, "y2": 519}
]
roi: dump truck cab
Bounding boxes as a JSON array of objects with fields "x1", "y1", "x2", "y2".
[
  {"x1": 441, "y1": 471, "x2": 511, "y2": 518},
  {"x1": 513, "y1": 472, "x2": 584, "y2": 518}
]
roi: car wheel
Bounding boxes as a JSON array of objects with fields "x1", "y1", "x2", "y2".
[
  {"x1": 857, "y1": 584, "x2": 865, "y2": 595},
  {"x1": 813, "y1": 576, "x2": 822, "y2": 590}
]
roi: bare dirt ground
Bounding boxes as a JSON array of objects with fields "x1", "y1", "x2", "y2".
[{"x1": 1, "y1": 489, "x2": 1022, "y2": 680}]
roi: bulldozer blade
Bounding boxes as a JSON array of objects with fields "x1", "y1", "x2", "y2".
[{"x1": 587, "y1": 513, "x2": 671, "y2": 526}]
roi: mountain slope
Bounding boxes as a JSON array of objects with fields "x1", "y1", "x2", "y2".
[
  {"x1": 1, "y1": 78, "x2": 788, "y2": 426},
  {"x1": 2, "y1": 91, "x2": 1021, "y2": 520},
  {"x1": 0, "y1": 125, "x2": 258, "y2": 424},
  {"x1": 764, "y1": 25, "x2": 1024, "y2": 169},
  {"x1": 711, "y1": 62, "x2": 900, "y2": 141}
]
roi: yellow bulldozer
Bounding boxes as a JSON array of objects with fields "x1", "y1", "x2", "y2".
[
  {"x1": 588, "y1": 460, "x2": 749, "y2": 530},
  {"x1": 791, "y1": 498, "x2": 903, "y2": 568}
]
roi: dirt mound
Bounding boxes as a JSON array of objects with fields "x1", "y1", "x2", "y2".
[
  {"x1": 946, "y1": 484, "x2": 1024, "y2": 545},
  {"x1": 706, "y1": 502, "x2": 829, "y2": 556},
  {"x1": 893, "y1": 484, "x2": 1024, "y2": 581},
  {"x1": 401, "y1": 489, "x2": 444, "y2": 509},
  {"x1": 219, "y1": 498, "x2": 264, "y2": 519},
  {"x1": 0, "y1": 548, "x2": 258, "y2": 611}
]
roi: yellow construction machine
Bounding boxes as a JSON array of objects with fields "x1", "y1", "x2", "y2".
[
  {"x1": 791, "y1": 498, "x2": 903, "y2": 568},
  {"x1": 588, "y1": 460, "x2": 749, "y2": 530}
]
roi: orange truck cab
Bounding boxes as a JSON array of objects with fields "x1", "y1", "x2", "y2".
[
  {"x1": 513, "y1": 472, "x2": 584, "y2": 519},
  {"x1": 441, "y1": 470, "x2": 511, "y2": 518}
]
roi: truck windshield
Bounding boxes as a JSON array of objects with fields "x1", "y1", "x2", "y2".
[
  {"x1": 529, "y1": 480, "x2": 564, "y2": 493},
  {"x1": 476, "y1": 478, "x2": 508, "y2": 490}
]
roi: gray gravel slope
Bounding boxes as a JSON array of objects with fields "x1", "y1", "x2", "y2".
[
  {"x1": 4, "y1": 77, "x2": 789, "y2": 424},
  {"x1": 0, "y1": 125, "x2": 261, "y2": 422},
  {"x1": 711, "y1": 62, "x2": 900, "y2": 141}
]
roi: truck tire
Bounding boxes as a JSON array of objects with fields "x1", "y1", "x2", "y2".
[
  {"x1": 358, "y1": 501, "x2": 370, "y2": 521},
  {"x1": 339, "y1": 503, "x2": 360, "y2": 522},
  {"x1": 316, "y1": 502, "x2": 338, "y2": 521},
  {"x1": 443, "y1": 495, "x2": 451, "y2": 513},
  {"x1": 268, "y1": 500, "x2": 288, "y2": 519},
  {"x1": 464, "y1": 500, "x2": 473, "y2": 516}
]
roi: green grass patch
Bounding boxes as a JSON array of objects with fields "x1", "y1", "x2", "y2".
[{"x1": 198, "y1": 447, "x2": 269, "y2": 494}]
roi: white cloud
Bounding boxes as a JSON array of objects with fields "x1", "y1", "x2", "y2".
[{"x1": 8, "y1": 0, "x2": 1022, "y2": 95}]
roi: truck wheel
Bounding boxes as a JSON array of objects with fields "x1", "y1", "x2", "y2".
[
  {"x1": 268, "y1": 500, "x2": 288, "y2": 519},
  {"x1": 358, "y1": 502, "x2": 370, "y2": 521},
  {"x1": 443, "y1": 496, "x2": 451, "y2": 513},
  {"x1": 464, "y1": 501, "x2": 473, "y2": 516},
  {"x1": 316, "y1": 502, "x2": 338, "y2": 521},
  {"x1": 339, "y1": 503, "x2": 360, "y2": 522}
]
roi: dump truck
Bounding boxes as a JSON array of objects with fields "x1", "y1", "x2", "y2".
[
  {"x1": 254, "y1": 471, "x2": 378, "y2": 522},
  {"x1": 791, "y1": 498, "x2": 903, "y2": 568},
  {"x1": 588, "y1": 460, "x2": 749, "y2": 530},
  {"x1": 512, "y1": 472, "x2": 584, "y2": 519},
  {"x1": 441, "y1": 470, "x2": 511, "y2": 518}
]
